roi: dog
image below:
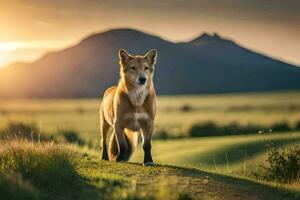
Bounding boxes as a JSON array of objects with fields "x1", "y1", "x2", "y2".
[{"x1": 99, "y1": 49, "x2": 157, "y2": 166}]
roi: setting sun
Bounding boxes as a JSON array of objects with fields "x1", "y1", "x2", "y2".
[
  {"x1": 0, "y1": 40, "x2": 73, "y2": 67},
  {"x1": 0, "y1": 41, "x2": 23, "y2": 52},
  {"x1": 0, "y1": 41, "x2": 25, "y2": 67}
]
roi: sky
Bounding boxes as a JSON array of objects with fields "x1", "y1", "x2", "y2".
[{"x1": 0, "y1": 0, "x2": 299, "y2": 68}]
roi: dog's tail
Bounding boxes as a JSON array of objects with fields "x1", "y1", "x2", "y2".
[{"x1": 108, "y1": 129, "x2": 138, "y2": 161}]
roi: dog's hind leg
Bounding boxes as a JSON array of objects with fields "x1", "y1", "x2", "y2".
[
  {"x1": 112, "y1": 124, "x2": 130, "y2": 162},
  {"x1": 109, "y1": 129, "x2": 136, "y2": 162},
  {"x1": 100, "y1": 107, "x2": 110, "y2": 160},
  {"x1": 124, "y1": 129, "x2": 138, "y2": 161},
  {"x1": 108, "y1": 132, "x2": 119, "y2": 161}
]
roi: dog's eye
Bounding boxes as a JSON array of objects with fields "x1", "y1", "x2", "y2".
[
  {"x1": 145, "y1": 67, "x2": 149, "y2": 71},
  {"x1": 130, "y1": 66, "x2": 136, "y2": 70}
]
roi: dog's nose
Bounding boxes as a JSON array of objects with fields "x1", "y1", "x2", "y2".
[{"x1": 138, "y1": 77, "x2": 147, "y2": 85}]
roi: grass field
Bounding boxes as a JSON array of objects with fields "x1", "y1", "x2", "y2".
[
  {"x1": 1, "y1": 92, "x2": 300, "y2": 199},
  {"x1": 133, "y1": 132, "x2": 300, "y2": 177},
  {"x1": 1, "y1": 92, "x2": 300, "y2": 141}
]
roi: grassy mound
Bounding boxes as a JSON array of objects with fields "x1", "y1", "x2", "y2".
[
  {"x1": 0, "y1": 139, "x2": 191, "y2": 200},
  {"x1": 0, "y1": 140, "x2": 81, "y2": 199},
  {"x1": 0, "y1": 139, "x2": 299, "y2": 200},
  {"x1": 0, "y1": 140, "x2": 184, "y2": 200}
]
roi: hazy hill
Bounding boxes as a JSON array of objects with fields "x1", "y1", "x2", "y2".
[{"x1": 0, "y1": 28, "x2": 300, "y2": 98}]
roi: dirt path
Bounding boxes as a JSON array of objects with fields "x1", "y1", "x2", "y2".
[{"x1": 82, "y1": 159, "x2": 298, "y2": 200}]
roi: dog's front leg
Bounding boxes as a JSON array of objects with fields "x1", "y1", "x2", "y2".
[
  {"x1": 141, "y1": 121, "x2": 154, "y2": 166},
  {"x1": 114, "y1": 124, "x2": 129, "y2": 162}
]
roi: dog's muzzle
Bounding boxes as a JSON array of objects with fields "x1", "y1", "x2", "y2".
[{"x1": 138, "y1": 77, "x2": 147, "y2": 85}]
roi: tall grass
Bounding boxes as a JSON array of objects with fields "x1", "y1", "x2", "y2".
[
  {"x1": 0, "y1": 140, "x2": 82, "y2": 198},
  {"x1": 0, "y1": 171, "x2": 39, "y2": 200},
  {"x1": 255, "y1": 145, "x2": 300, "y2": 184},
  {"x1": 0, "y1": 122, "x2": 86, "y2": 146}
]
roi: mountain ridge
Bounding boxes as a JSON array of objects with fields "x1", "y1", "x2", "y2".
[{"x1": 0, "y1": 28, "x2": 300, "y2": 98}]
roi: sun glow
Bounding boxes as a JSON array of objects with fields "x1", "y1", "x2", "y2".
[
  {"x1": 0, "y1": 40, "x2": 74, "y2": 68},
  {"x1": 0, "y1": 41, "x2": 26, "y2": 52},
  {"x1": 0, "y1": 41, "x2": 31, "y2": 68}
]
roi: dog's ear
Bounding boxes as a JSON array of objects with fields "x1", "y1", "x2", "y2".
[
  {"x1": 119, "y1": 49, "x2": 132, "y2": 66},
  {"x1": 144, "y1": 49, "x2": 157, "y2": 66}
]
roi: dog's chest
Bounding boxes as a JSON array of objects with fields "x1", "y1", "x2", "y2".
[
  {"x1": 128, "y1": 86, "x2": 148, "y2": 107},
  {"x1": 124, "y1": 112, "x2": 149, "y2": 131}
]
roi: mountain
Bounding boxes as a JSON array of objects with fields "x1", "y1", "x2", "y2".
[{"x1": 0, "y1": 28, "x2": 300, "y2": 98}]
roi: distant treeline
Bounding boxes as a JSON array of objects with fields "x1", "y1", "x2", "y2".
[
  {"x1": 154, "y1": 121, "x2": 300, "y2": 140},
  {"x1": 2, "y1": 121, "x2": 300, "y2": 144},
  {"x1": 165, "y1": 103, "x2": 300, "y2": 113}
]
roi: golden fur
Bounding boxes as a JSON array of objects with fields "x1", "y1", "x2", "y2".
[{"x1": 100, "y1": 49, "x2": 157, "y2": 165}]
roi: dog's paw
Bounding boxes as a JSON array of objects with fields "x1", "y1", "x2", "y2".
[
  {"x1": 101, "y1": 154, "x2": 109, "y2": 161},
  {"x1": 143, "y1": 162, "x2": 156, "y2": 166}
]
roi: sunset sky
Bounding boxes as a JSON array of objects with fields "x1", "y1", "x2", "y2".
[{"x1": 0, "y1": 0, "x2": 299, "y2": 68}]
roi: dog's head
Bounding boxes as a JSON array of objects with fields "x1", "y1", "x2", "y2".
[{"x1": 119, "y1": 49, "x2": 157, "y2": 87}]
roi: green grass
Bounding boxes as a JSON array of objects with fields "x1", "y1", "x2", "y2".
[
  {"x1": 1, "y1": 139, "x2": 300, "y2": 200},
  {"x1": 132, "y1": 132, "x2": 300, "y2": 176}
]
